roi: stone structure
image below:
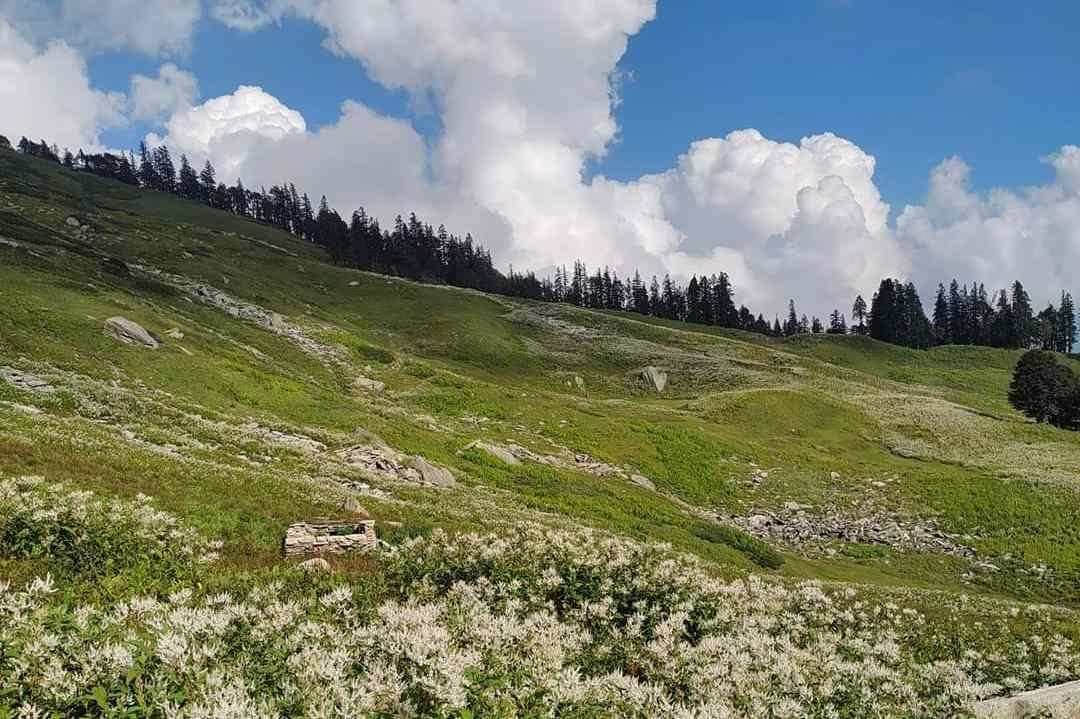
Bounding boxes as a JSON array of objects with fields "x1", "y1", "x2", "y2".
[{"x1": 284, "y1": 519, "x2": 377, "y2": 558}]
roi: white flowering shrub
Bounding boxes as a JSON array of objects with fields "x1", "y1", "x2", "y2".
[
  {"x1": 0, "y1": 476, "x2": 220, "y2": 578},
  {"x1": 2, "y1": 523, "x2": 1078, "y2": 717}
]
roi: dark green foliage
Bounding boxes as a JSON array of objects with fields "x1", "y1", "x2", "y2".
[
  {"x1": 1008, "y1": 350, "x2": 1076, "y2": 425},
  {"x1": 692, "y1": 524, "x2": 785, "y2": 569}
]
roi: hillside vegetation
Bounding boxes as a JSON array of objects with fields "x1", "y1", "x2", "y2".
[{"x1": 4, "y1": 150, "x2": 1080, "y2": 716}]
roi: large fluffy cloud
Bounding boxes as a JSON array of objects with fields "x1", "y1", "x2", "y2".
[
  {"x1": 0, "y1": 0, "x2": 200, "y2": 56},
  {"x1": 0, "y1": 20, "x2": 125, "y2": 151},
  {"x1": 149, "y1": 86, "x2": 306, "y2": 177},
  {"x1": 131, "y1": 64, "x2": 199, "y2": 122},
  {"x1": 193, "y1": 0, "x2": 911, "y2": 314},
  {"x1": 898, "y1": 150, "x2": 1080, "y2": 306},
  {"x1": 190, "y1": 0, "x2": 1073, "y2": 316}
]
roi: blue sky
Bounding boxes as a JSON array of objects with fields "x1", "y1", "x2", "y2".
[
  {"x1": 88, "y1": 1, "x2": 1080, "y2": 213},
  {"x1": 4, "y1": 0, "x2": 1079, "y2": 314}
]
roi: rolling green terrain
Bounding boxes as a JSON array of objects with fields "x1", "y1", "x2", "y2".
[{"x1": 4, "y1": 149, "x2": 1080, "y2": 716}]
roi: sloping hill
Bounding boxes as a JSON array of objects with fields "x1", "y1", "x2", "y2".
[{"x1": 4, "y1": 149, "x2": 1080, "y2": 715}]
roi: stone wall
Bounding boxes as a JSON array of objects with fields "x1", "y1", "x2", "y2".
[{"x1": 284, "y1": 520, "x2": 377, "y2": 558}]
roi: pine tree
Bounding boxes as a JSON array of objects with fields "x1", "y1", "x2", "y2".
[
  {"x1": 178, "y1": 154, "x2": 200, "y2": 200},
  {"x1": 932, "y1": 284, "x2": 949, "y2": 345},
  {"x1": 1011, "y1": 281, "x2": 1034, "y2": 349},
  {"x1": 1059, "y1": 292, "x2": 1076, "y2": 354},
  {"x1": 199, "y1": 161, "x2": 217, "y2": 204},
  {"x1": 852, "y1": 295, "x2": 868, "y2": 335}
]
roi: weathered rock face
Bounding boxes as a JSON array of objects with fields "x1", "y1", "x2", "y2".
[
  {"x1": 641, "y1": 366, "x2": 668, "y2": 393},
  {"x1": 104, "y1": 317, "x2": 160, "y2": 349},
  {"x1": 284, "y1": 520, "x2": 377, "y2": 558},
  {"x1": 0, "y1": 366, "x2": 53, "y2": 393},
  {"x1": 354, "y1": 376, "x2": 385, "y2": 394},
  {"x1": 974, "y1": 680, "x2": 1080, "y2": 718},
  {"x1": 466, "y1": 440, "x2": 522, "y2": 466},
  {"x1": 413, "y1": 456, "x2": 456, "y2": 487},
  {"x1": 339, "y1": 445, "x2": 456, "y2": 488},
  {"x1": 463, "y1": 440, "x2": 643, "y2": 483}
]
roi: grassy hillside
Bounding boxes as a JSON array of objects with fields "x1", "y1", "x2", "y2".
[{"x1": 4, "y1": 149, "x2": 1080, "y2": 715}]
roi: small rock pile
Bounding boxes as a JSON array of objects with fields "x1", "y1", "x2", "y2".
[
  {"x1": 339, "y1": 445, "x2": 456, "y2": 487},
  {"x1": 0, "y1": 367, "x2": 53, "y2": 393},
  {"x1": 284, "y1": 520, "x2": 377, "y2": 558},
  {"x1": 716, "y1": 501, "x2": 977, "y2": 559}
]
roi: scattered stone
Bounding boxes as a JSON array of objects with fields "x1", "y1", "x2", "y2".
[
  {"x1": 99, "y1": 257, "x2": 130, "y2": 277},
  {"x1": 354, "y1": 376, "x2": 385, "y2": 394},
  {"x1": 715, "y1": 500, "x2": 977, "y2": 560},
  {"x1": 341, "y1": 496, "x2": 371, "y2": 518},
  {"x1": 65, "y1": 216, "x2": 80, "y2": 227},
  {"x1": 104, "y1": 317, "x2": 160, "y2": 349},
  {"x1": 462, "y1": 440, "x2": 646, "y2": 484},
  {"x1": 0, "y1": 237, "x2": 19, "y2": 249},
  {"x1": 0, "y1": 401, "x2": 43, "y2": 415},
  {"x1": 340, "y1": 445, "x2": 456, "y2": 488},
  {"x1": 284, "y1": 520, "x2": 377, "y2": 558},
  {"x1": 465, "y1": 440, "x2": 522, "y2": 466},
  {"x1": 413, "y1": 456, "x2": 456, "y2": 487},
  {"x1": 630, "y1": 474, "x2": 656, "y2": 491},
  {"x1": 640, "y1": 366, "x2": 668, "y2": 393},
  {"x1": 830, "y1": 471, "x2": 841, "y2": 481},
  {"x1": 574, "y1": 375, "x2": 585, "y2": 391},
  {"x1": 298, "y1": 557, "x2": 332, "y2": 572},
  {"x1": 256, "y1": 427, "x2": 327, "y2": 454},
  {"x1": 0, "y1": 367, "x2": 53, "y2": 393},
  {"x1": 973, "y1": 680, "x2": 1080, "y2": 718},
  {"x1": 165, "y1": 327, "x2": 185, "y2": 339},
  {"x1": 348, "y1": 280, "x2": 360, "y2": 287}
]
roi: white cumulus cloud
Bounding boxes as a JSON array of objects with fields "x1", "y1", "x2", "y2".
[
  {"x1": 193, "y1": 1, "x2": 1076, "y2": 316},
  {"x1": 0, "y1": 0, "x2": 201, "y2": 56},
  {"x1": 131, "y1": 64, "x2": 199, "y2": 122},
  {"x1": 149, "y1": 85, "x2": 306, "y2": 176},
  {"x1": 897, "y1": 150, "x2": 1080, "y2": 307},
  {"x1": 0, "y1": 20, "x2": 125, "y2": 151}
]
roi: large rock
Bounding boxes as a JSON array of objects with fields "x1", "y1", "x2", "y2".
[
  {"x1": 413, "y1": 456, "x2": 456, "y2": 487},
  {"x1": 641, "y1": 366, "x2": 668, "y2": 393},
  {"x1": 466, "y1": 440, "x2": 522, "y2": 466},
  {"x1": 104, "y1": 317, "x2": 160, "y2": 349},
  {"x1": 974, "y1": 681, "x2": 1080, "y2": 718},
  {"x1": 354, "y1": 376, "x2": 385, "y2": 394}
]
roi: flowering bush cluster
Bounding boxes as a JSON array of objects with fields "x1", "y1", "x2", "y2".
[
  {"x1": 2, "y1": 521, "x2": 1079, "y2": 717},
  {"x1": 0, "y1": 475, "x2": 221, "y2": 577}
]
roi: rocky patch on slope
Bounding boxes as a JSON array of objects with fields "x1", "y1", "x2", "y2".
[{"x1": 714, "y1": 501, "x2": 977, "y2": 559}]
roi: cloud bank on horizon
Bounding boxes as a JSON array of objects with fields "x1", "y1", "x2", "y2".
[{"x1": 1, "y1": 0, "x2": 1078, "y2": 317}]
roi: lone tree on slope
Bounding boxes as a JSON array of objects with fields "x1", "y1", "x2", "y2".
[{"x1": 1009, "y1": 350, "x2": 1075, "y2": 424}]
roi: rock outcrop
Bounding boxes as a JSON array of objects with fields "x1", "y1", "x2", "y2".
[
  {"x1": 0, "y1": 367, "x2": 53, "y2": 393},
  {"x1": 354, "y1": 376, "x2": 385, "y2": 394},
  {"x1": 641, "y1": 366, "x2": 668, "y2": 393},
  {"x1": 104, "y1": 317, "x2": 160, "y2": 349},
  {"x1": 973, "y1": 681, "x2": 1080, "y2": 718},
  {"x1": 339, "y1": 445, "x2": 457, "y2": 488}
]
